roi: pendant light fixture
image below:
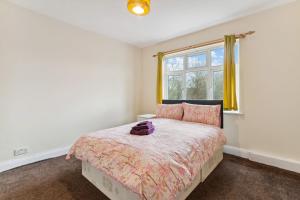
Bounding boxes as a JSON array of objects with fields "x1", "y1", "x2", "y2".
[{"x1": 127, "y1": 0, "x2": 150, "y2": 16}]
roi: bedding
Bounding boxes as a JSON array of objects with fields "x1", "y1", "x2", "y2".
[
  {"x1": 67, "y1": 118, "x2": 226, "y2": 200},
  {"x1": 182, "y1": 103, "x2": 221, "y2": 126},
  {"x1": 156, "y1": 104, "x2": 183, "y2": 120}
]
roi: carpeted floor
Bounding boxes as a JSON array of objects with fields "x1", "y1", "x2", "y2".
[{"x1": 0, "y1": 154, "x2": 299, "y2": 200}]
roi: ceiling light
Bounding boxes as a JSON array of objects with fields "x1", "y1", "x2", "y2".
[{"x1": 128, "y1": 0, "x2": 150, "y2": 16}]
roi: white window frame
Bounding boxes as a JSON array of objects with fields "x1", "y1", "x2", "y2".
[{"x1": 162, "y1": 41, "x2": 240, "y2": 112}]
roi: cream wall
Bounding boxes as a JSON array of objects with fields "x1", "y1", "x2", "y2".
[
  {"x1": 0, "y1": 1, "x2": 141, "y2": 162},
  {"x1": 1, "y1": 0, "x2": 299, "y2": 166},
  {"x1": 140, "y1": 1, "x2": 300, "y2": 161}
]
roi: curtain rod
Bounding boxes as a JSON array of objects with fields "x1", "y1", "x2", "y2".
[{"x1": 152, "y1": 31, "x2": 255, "y2": 57}]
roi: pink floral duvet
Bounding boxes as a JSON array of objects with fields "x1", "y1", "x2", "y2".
[{"x1": 67, "y1": 118, "x2": 226, "y2": 200}]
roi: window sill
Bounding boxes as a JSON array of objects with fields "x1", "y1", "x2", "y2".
[{"x1": 224, "y1": 111, "x2": 243, "y2": 115}]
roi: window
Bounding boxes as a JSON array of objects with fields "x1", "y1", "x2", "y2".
[{"x1": 163, "y1": 42, "x2": 239, "y2": 102}]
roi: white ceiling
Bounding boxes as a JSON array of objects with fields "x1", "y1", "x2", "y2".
[{"x1": 7, "y1": 0, "x2": 294, "y2": 47}]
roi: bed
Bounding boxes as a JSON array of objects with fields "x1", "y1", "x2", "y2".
[{"x1": 67, "y1": 100, "x2": 226, "y2": 200}]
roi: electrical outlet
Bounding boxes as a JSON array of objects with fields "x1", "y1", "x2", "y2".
[{"x1": 14, "y1": 148, "x2": 28, "y2": 157}]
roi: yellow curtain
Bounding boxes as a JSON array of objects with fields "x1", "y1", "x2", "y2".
[
  {"x1": 156, "y1": 52, "x2": 164, "y2": 104},
  {"x1": 224, "y1": 35, "x2": 238, "y2": 110}
]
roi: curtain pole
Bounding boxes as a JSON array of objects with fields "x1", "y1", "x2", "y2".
[{"x1": 152, "y1": 31, "x2": 255, "y2": 57}]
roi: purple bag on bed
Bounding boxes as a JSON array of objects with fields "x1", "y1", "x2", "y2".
[
  {"x1": 132, "y1": 124, "x2": 154, "y2": 131},
  {"x1": 130, "y1": 127, "x2": 155, "y2": 135},
  {"x1": 130, "y1": 121, "x2": 155, "y2": 135}
]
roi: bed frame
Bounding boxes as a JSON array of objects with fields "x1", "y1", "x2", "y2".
[{"x1": 82, "y1": 100, "x2": 224, "y2": 200}]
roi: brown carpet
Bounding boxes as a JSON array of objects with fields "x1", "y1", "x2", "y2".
[{"x1": 0, "y1": 154, "x2": 299, "y2": 200}]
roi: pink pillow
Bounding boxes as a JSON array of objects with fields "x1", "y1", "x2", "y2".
[
  {"x1": 182, "y1": 103, "x2": 221, "y2": 127},
  {"x1": 156, "y1": 104, "x2": 183, "y2": 120}
]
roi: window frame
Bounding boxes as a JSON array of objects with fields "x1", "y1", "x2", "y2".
[{"x1": 163, "y1": 41, "x2": 240, "y2": 111}]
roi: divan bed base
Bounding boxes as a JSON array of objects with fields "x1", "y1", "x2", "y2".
[{"x1": 82, "y1": 147, "x2": 223, "y2": 200}]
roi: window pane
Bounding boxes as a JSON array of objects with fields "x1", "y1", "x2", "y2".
[
  {"x1": 235, "y1": 44, "x2": 239, "y2": 64},
  {"x1": 211, "y1": 47, "x2": 224, "y2": 66},
  {"x1": 188, "y1": 53, "x2": 206, "y2": 68},
  {"x1": 186, "y1": 71, "x2": 208, "y2": 100},
  {"x1": 165, "y1": 57, "x2": 184, "y2": 71},
  {"x1": 213, "y1": 71, "x2": 223, "y2": 100},
  {"x1": 168, "y1": 75, "x2": 183, "y2": 100}
]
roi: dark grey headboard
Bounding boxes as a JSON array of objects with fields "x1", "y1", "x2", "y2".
[{"x1": 162, "y1": 100, "x2": 224, "y2": 129}]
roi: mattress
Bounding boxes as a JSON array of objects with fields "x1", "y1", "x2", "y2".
[{"x1": 67, "y1": 118, "x2": 226, "y2": 200}]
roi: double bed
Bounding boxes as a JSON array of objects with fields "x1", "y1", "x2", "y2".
[{"x1": 67, "y1": 100, "x2": 226, "y2": 200}]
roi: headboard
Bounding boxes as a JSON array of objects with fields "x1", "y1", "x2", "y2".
[{"x1": 162, "y1": 100, "x2": 224, "y2": 129}]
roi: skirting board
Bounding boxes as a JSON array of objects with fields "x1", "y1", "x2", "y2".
[
  {"x1": 1, "y1": 144, "x2": 299, "y2": 174},
  {"x1": 0, "y1": 145, "x2": 71, "y2": 173},
  {"x1": 224, "y1": 145, "x2": 300, "y2": 174}
]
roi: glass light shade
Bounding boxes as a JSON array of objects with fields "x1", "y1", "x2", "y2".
[{"x1": 127, "y1": 0, "x2": 150, "y2": 16}]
